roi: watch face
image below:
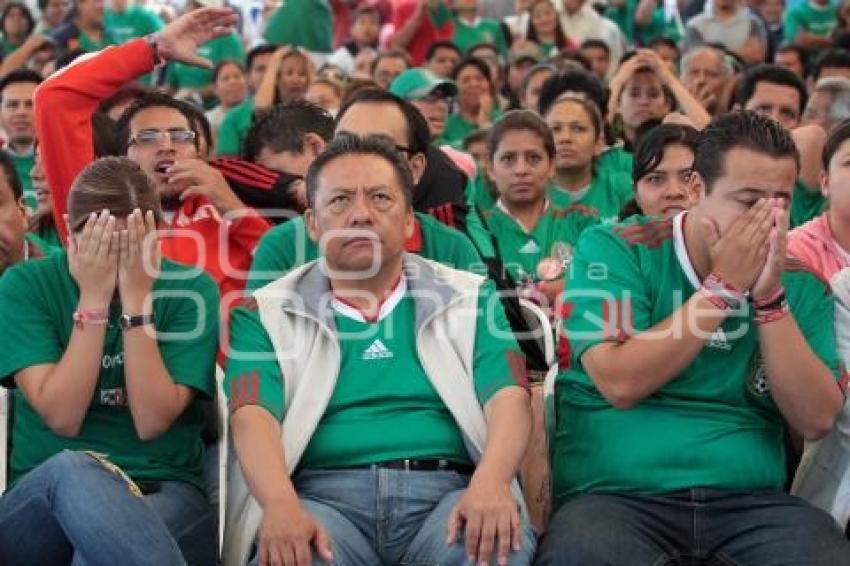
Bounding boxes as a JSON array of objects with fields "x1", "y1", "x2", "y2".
[{"x1": 119, "y1": 314, "x2": 132, "y2": 330}]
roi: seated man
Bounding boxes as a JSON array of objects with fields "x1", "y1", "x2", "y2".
[
  {"x1": 35, "y1": 7, "x2": 271, "y2": 303},
  {"x1": 241, "y1": 101, "x2": 484, "y2": 292},
  {"x1": 223, "y1": 134, "x2": 536, "y2": 565},
  {"x1": 538, "y1": 111, "x2": 850, "y2": 564}
]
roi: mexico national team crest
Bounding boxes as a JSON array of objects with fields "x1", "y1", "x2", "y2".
[{"x1": 746, "y1": 353, "x2": 770, "y2": 396}]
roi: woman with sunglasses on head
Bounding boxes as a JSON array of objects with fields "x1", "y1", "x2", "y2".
[
  {"x1": 0, "y1": 157, "x2": 219, "y2": 565},
  {"x1": 619, "y1": 123, "x2": 700, "y2": 220}
]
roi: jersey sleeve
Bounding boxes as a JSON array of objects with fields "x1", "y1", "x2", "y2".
[
  {"x1": 224, "y1": 303, "x2": 285, "y2": 420},
  {"x1": 157, "y1": 271, "x2": 219, "y2": 398},
  {"x1": 785, "y1": 269, "x2": 843, "y2": 383},
  {"x1": 472, "y1": 280, "x2": 528, "y2": 405},
  {"x1": 560, "y1": 224, "x2": 653, "y2": 369},
  {"x1": 246, "y1": 222, "x2": 309, "y2": 293},
  {"x1": 783, "y1": 8, "x2": 802, "y2": 42},
  {"x1": 215, "y1": 105, "x2": 246, "y2": 157},
  {"x1": 0, "y1": 265, "x2": 61, "y2": 386}
]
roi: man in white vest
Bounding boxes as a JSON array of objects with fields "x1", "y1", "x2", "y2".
[{"x1": 223, "y1": 133, "x2": 536, "y2": 566}]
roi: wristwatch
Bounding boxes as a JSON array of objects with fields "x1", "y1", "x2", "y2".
[{"x1": 120, "y1": 313, "x2": 155, "y2": 331}]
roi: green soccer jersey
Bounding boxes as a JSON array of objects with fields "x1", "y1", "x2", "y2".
[
  {"x1": 225, "y1": 277, "x2": 522, "y2": 469},
  {"x1": 246, "y1": 212, "x2": 483, "y2": 293},
  {"x1": 481, "y1": 201, "x2": 598, "y2": 284},
  {"x1": 263, "y1": 0, "x2": 333, "y2": 52},
  {"x1": 451, "y1": 15, "x2": 507, "y2": 56},
  {"x1": 78, "y1": 29, "x2": 117, "y2": 52},
  {"x1": 0, "y1": 252, "x2": 219, "y2": 489},
  {"x1": 597, "y1": 145, "x2": 633, "y2": 178},
  {"x1": 215, "y1": 97, "x2": 254, "y2": 157},
  {"x1": 552, "y1": 213, "x2": 840, "y2": 506},
  {"x1": 553, "y1": 167, "x2": 635, "y2": 225},
  {"x1": 790, "y1": 178, "x2": 826, "y2": 228},
  {"x1": 105, "y1": 5, "x2": 163, "y2": 45},
  {"x1": 442, "y1": 108, "x2": 502, "y2": 150},
  {"x1": 166, "y1": 32, "x2": 244, "y2": 95},
  {"x1": 785, "y1": 1, "x2": 838, "y2": 42},
  {"x1": 5, "y1": 150, "x2": 35, "y2": 210},
  {"x1": 606, "y1": 1, "x2": 682, "y2": 45}
]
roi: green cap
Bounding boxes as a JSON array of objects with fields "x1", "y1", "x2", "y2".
[{"x1": 389, "y1": 68, "x2": 458, "y2": 100}]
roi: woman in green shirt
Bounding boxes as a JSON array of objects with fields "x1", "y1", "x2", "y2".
[
  {"x1": 0, "y1": 157, "x2": 219, "y2": 564},
  {"x1": 524, "y1": 0, "x2": 572, "y2": 58},
  {"x1": 545, "y1": 93, "x2": 634, "y2": 223},
  {"x1": 443, "y1": 57, "x2": 502, "y2": 148},
  {"x1": 1, "y1": 2, "x2": 34, "y2": 56},
  {"x1": 482, "y1": 109, "x2": 597, "y2": 305}
]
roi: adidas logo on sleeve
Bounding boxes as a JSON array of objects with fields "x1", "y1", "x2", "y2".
[{"x1": 362, "y1": 339, "x2": 394, "y2": 360}]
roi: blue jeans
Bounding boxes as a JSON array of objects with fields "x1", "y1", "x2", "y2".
[
  {"x1": 0, "y1": 450, "x2": 216, "y2": 566},
  {"x1": 535, "y1": 489, "x2": 850, "y2": 565},
  {"x1": 252, "y1": 467, "x2": 537, "y2": 565}
]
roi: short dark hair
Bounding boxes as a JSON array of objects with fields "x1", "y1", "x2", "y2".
[
  {"x1": 98, "y1": 82, "x2": 149, "y2": 116},
  {"x1": 352, "y1": 5, "x2": 380, "y2": 23},
  {"x1": 451, "y1": 56, "x2": 493, "y2": 84},
  {"x1": 55, "y1": 48, "x2": 85, "y2": 71},
  {"x1": 735, "y1": 64, "x2": 808, "y2": 116},
  {"x1": 0, "y1": 68, "x2": 41, "y2": 101},
  {"x1": 426, "y1": 40, "x2": 461, "y2": 62},
  {"x1": 177, "y1": 99, "x2": 212, "y2": 155},
  {"x1": 693, "y1": 111, "x2": 799, "y2": 194},
  {"x1": 486, "y1": 109, "x2": 555, "y2": 162},
  {"x1": 2, "y1": 2, "x2": 34, "y2": 38},
  {"x1": 115, "y1": 92, "x2": 201, "y2": 154},
  {"x1": 633, "y1": 123, "x2": 699, "y2": 184},
  {"x1": 305, "y1": 133, "x2": 414, "y2": 209},
  {"x1": 243, "y1": 100, "x2": 334, "y2": 162},
  {"x1": 462, "y1": 129, "x2": 489, "y2": 151},
  {"x1": 92, "y1": 112, "x2": 120, "y2": 157},
  {"x1": 580, "y1": 38, "x2": 610, "y2": 58},
  {"x1": 212, "y1": 59, "x2": 244, "y2": 83},
  {"x1": 0, "y1": 150, "x2": 22, "y2": 201},
  {"x1": 822, "y1": 117, "x2": 850, "y2": 169},
  {"x1": 335, "y1": 88, "x2": 430, "y2": 156},
  {"x1": 246, "y1": 44, "x2": 277, "y2": 72},
  {"x1": 813, "y1": 48, "x2": 850, "y2": 81},
  {"x1": 775, "y1": 43, "x2": 809, "y2": 71},
  {"x1": 536, "y1": 67, "x2": 606, "y2": 116}
]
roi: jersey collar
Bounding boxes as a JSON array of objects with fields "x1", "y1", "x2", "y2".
[
  {"x1": 331, "y1": 275, "x2": 407, "y2": 324},
  {"x1": 673, "y1": 211, "x2": 702, "y2": 290},
  {"x1": 496, "y1": 198, "x2": 550, "y2": 234}
]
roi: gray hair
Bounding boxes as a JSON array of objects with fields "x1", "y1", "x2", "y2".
[
  {"x1": 810, "y1": 77, "x2": 850, "y2": 127},
  {"x1": 681, "y1": 46, "x2": 734, "y2": 79}
]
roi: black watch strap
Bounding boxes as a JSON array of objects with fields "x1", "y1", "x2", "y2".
[{"x1": 120, "y1": 313, "x2": 155, "y2": 331}]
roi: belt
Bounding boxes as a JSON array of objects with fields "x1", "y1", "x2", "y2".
[{"x1": 356, "y1": 459, "x2": 476, "y2": 475}]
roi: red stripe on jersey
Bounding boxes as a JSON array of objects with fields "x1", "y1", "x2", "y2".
[
  {"x1": 553, "y1": 203, "x2": 598, "y2": 219},
  {"x1": 602, "y1": 300, "x2": 613, "y2": 340},
  {"x1": 445, "y1": 203, "x2": 455, "y2": 228},
  {"x1": 623, "y1": 227, "x2": 674, "y2": 248},
  {"x1": 506, "y1": 350, "x2": 528, "y2": 388},
  {"x1": 557, "y1": 302, "x2": 574, "y2": 370},
  {"x1": 614, "y1": 218, "x2": 671, "y2": 238},
  {"x1": 247, "y1": 370, "x2": 259, "y2": 405},
  {"x1": 617, "y1": 297, "x2": 632, "y2": 342}
]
